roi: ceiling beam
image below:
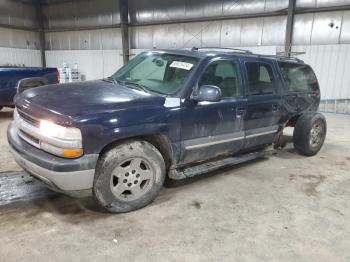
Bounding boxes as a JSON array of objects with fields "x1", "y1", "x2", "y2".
[
  {"x1": 295, "y1": 4, "x2": 350, "y2": 14},
  {"x1": 0, "y1": 24, "x2": 38, "y2": 31}
]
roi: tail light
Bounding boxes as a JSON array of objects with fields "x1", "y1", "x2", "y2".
[{"x1": 310, "y1": 91, "x2": 320, "y2": 98}]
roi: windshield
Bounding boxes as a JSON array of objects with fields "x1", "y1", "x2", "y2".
[{"x1": 111, "y1": 52, "x2": 199, "y2": 95}]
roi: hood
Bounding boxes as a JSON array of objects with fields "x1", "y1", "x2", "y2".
[{"x1": 16, "y1": 80, "x2": 165, "y2": 120}]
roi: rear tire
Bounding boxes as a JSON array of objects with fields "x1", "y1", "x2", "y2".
[
  {"x1": 93, "y1": 140, "x2": 166, "y2": 213},
  {"x1": 0, "y1": 106, "x2": 3, "y2": 111},
  {"x1": 293, "y1": 113, "x2": 327, "y2": 156}
]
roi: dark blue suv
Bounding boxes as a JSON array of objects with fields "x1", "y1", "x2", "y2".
[{"x1": 7, "y1": 48, "x2": 326, "y2": 212}]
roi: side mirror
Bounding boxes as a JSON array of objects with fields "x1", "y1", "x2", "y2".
[{"x1": 193, "y1": 85, "x2": 222, "y2": 102}]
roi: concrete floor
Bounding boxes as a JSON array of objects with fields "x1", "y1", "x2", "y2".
[{"x1": 0, "y1": 108, "x2": 349, "y2": 262}]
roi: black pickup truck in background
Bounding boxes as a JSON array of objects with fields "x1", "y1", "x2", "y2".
[{"x1": 0, "y1": 66, "x2": 59, "y2": 111}]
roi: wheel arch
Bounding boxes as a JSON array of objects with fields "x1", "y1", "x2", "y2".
[
  {"x1": 98, "y1": 133, "x2": 175, "y2": 172},
  {"x1": 285, "y1": 114, "x2": 301, "y2": 127}
]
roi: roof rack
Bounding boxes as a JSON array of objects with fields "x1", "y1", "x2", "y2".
[
  {"x1": 261, "y1": 54, "x2": 304, "y2": 63},
  {"x1": 191, "y1": 47, "x2": 253, "y2": 54},
  {"x1": 190, "y1": 47, "x2": 304, "y2": 63}
]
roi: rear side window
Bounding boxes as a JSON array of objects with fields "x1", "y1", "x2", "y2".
[
  {"x1": 245, "y1": 62, "x2": 275, "y2": 96},
  {"x1": 278, "y1": 62, "x2": 319, "y2": 92}
]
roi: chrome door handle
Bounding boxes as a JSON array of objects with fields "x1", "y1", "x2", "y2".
[
  {"x1": 272, "y1": 104, "x2": 279, "y2": 112},
  {"x1": 236, "y1": 107, "x2": 246, "y2": 116}
]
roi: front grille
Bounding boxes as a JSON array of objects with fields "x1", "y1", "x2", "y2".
[
  {"x1": 15, "y1": 109, "x2": 41, "y2": 148},
  {"x1": 17, "y1": 109, "x2": 40, "y2": 127},
  {"x1": 19, "y1": 130, "x2": 40, "y2": 145}
]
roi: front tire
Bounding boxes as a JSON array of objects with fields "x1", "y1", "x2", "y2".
[
  {"x1": 293, "y1": 113, "x2": 327, "y2": 156},
  {"x1": 93, "y1": 140, "x2": 166, "y2": 213}
]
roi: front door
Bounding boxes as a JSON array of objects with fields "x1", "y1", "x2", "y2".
[
  {"x1": 181, "y1": 58, "x2": 247, "y2": 164},
  {"x1": 242, "y1": 58, "x2": 282, "y2": 149}
]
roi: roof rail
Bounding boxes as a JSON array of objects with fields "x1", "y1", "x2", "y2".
[
  {"x1": 191, "y1": 47, "x2": 253, "y2": 54},
  {"x1": 261, "y1": 54, "x2": 304, "y2": 63},
  {"x1": 190, "y1": 47, "x2": 304, "y2": 62}
]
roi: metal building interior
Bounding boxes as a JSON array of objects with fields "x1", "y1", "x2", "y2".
[{"x1": 0, "y1": 0, "x2": 350, "y2": 261}]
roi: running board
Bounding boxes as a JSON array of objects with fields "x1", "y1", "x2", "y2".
[{"x1": 169, "y1": 149, "x2": 276, "y2": 180}]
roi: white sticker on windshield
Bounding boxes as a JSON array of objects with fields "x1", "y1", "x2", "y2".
[{"x1": 170, "y1": 61, "x2": 194, "y2": 70}]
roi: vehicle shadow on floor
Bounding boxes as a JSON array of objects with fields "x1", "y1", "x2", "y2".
[
  {"x1": 0, "y1": 137, "x2": 303, "y2": 218},
  {"x1": 0, "y1": 194, "x2": 113, "y2": 223},
  {"x1": 0, "y1": 158, "x2": 270, "y2": 220},
  {"x1": 0, "y1": 171, "x2": 112, "y2": 222}
]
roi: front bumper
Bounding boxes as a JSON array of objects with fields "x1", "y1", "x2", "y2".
[{"x1": 7, "y1": 121, "x2": 99, "y2": 197}]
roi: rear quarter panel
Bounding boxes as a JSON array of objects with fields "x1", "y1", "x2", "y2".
[{"x1": 275, "y1": 62, "x2": 321, "y2": 124}]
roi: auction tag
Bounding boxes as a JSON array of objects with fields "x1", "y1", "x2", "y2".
[{"x1": 170, "y1": 61, "x2": 194, "y2": 70}]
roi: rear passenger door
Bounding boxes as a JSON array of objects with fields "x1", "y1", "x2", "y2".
[{"x1": 242, "y1": 58, "x2": 282, "y2": 149}]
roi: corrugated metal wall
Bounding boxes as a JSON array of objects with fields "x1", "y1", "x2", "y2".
[
  {"x1": 128, "y1": 11, "x2": 350, "y2": 49},
  {"x1": 0, "y1": 0, "x2": 37, "y2": 29},
  {"x1": 0, "y1": 47, "x2": 41, "y2": 67},
  {"x1": 128, "y1": 0, "x2": 288, "y2": 24},
  {"x1": 44, "y1": 10, "x2": 350, "y2": 50},
  {"x1": 40, "y1": 0, "x2": 350, "y2": 103},
  {"x1": 293, "y1": 44, "x2": 350, "y2": 99},
  {"x1": 129, "y1": 17, "x2": 287, "y2": 49},
  {"x1": 0, "y1": 0, "x2": 41, "y2": 66},
  {"x1": 43, "y1": 0, "x2": 120, "y2": 30},
  {"x1": 42, "y1": 0, "x2": 350, "y2": 50},
  {"x1": 297, "y1": 0, "x2": 350, "y2": 8},
  {"x1": 0, "y1": 27, "x2": 40, "y2": 49},
  {"x1": 45, "y1": 28, "x2": 122, "y2": 50}
]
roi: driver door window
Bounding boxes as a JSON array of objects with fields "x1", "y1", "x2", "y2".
[{"x1": 199, "y1": 60, "x2": 241, "y2": 98}]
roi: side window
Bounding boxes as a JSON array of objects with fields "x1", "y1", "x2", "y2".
[
  {"x1": 278, "y1": 62, "x2": 319, "y2": 92},
  {"x1": 245, "y1": 62, "x2": 275, "y2": 96},
  {"x1": 199, "y1": 60, "x2": 241, "y2": 98}
]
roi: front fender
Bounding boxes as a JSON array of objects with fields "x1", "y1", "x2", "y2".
[{"x1": 82, "y1": 122, "x2": 169, "y2": 154}]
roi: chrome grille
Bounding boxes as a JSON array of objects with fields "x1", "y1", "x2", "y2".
[
  {"x1": 19, "y1": 130, "x2": 40, "y2": 145},
  {"x1": 17, "y1": 109, "x2": 40, "y2": 127},
  {"x1": 14, "y1": 109, "x2": 41, "y2": 148}
]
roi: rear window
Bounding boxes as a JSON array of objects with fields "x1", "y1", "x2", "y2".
[{"x1": 278, "y1": 62, "x2": 319, "y2": 92}]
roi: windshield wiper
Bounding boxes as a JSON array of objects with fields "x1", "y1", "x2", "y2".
[
  {"x1": 103, "y1": 76, "x2": 119, "y2": 85},
  {"x1": 119, "y1": 80, "x2": 149, "y2": 93}
]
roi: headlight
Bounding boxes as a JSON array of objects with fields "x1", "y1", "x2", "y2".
[
  {"x1": 40, "y1": 120, "x2": 82, "y2": 140},
  {"x1": 39, "y1": 120, "x2": 83, "y2": 158}
]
